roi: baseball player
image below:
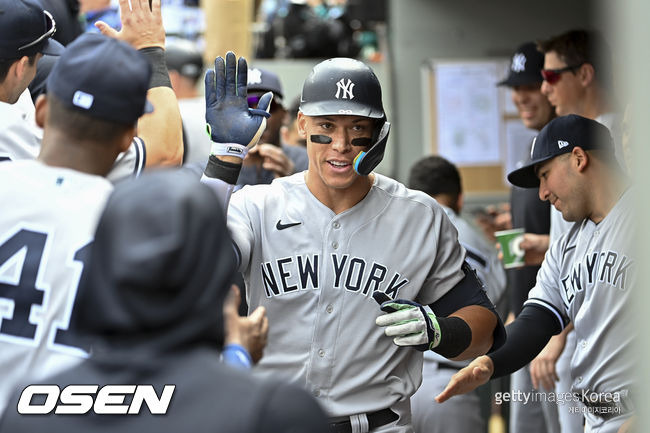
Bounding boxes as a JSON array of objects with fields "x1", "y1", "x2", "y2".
[
  {"x1": 200, "y1": 52, "x2": 505, "y2": 432},
  {"x1": 408, "y1": 155, "x2": 507, "y2": 433},
  {"x1": 0, "y1": 169, "x2": 329, "y2": 433},
  {"x1": 436, "y1": 114, "x2": 635, "y2": 433},
  {"x1": 0, "y1": 0, "x2": 184, "y2": 415},
  {"x1": 0, "y1": 0, "x2": 183, "y2": 181},
  {"x1": 497, "y1": 41, "x2": 583, "y2": 433}
]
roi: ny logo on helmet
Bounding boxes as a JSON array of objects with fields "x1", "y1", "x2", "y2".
[{"x1": 335, "y1": 78, "x2": 355, "y2": 100}]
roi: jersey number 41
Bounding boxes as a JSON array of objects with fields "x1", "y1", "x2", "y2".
[{"x1": 0, "y1": 228, "x2": 90, "y2": 356}]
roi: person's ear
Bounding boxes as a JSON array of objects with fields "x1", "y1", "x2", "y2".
[
  {"x1": 14, "y1": 56, "x2": 32, "y2": 80},
  {"x1": 34, "y1": 94, "x2": 47, "y2": 128},
  {"x1": 457, "y1": 192, "x2": 464, "y2": 214},
  {"x1": 297, "y1": 112, "x2": 307, "y2": 138},
  {"x1": 578, "y1": 63, "x2": 595, "y2": 88},
  {"x1": 572, "y1": 147, "x2": 589, "y2": 172}
]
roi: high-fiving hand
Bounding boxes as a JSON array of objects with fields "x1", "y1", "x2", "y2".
[{"x1": 205, "y1": 52, "x2": 272, "y2": 159}]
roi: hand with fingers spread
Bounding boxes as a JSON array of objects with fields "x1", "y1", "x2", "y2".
[
  {"x1": 96, "y1": 0, "x2": 165, "y2": 50},
  {"x1": 435, "y1": 355, "x2": 494, "y2": 403},
  {"x1": 223, "y1": 285, "x2": 269, "y2": 364},
  {"x1": 205, "y1": 52, "x2": 272, "y2": 161}
]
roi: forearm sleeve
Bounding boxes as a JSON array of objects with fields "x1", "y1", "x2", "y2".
[{"x1": 489, "y1": 304, "x2": 562, "y2": 378}]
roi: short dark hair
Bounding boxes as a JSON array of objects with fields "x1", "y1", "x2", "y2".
[
  {"x1": 409, "y1": 155, "x2": 462, "y2": 203},
  {"x1": 0, "y1": 53, "x2": 38, "y2": 82},
  {"x1": 47, "y1": 93, "x2": 133, "y2": 143},
  {"x1": 537, "y1": 29, "x2": 613, "y2": 90}
]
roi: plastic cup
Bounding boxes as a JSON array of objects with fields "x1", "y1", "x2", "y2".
[{"x1": 495, "y1": 228, "x2": 525, "y2": 269}]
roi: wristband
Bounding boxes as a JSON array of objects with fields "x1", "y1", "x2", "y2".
[
  {"x1": 209, "y1": 140, "x2": 248, "y2": 160},
  {"x1": 431, "y1": 316, "x2": 472, "y2": 358},
  {"x1": 222, "y1": 343, "x2": 252, "y2": 369},
  {"x1": 138, "y1": 47, "x2": 172, "y2": 89},
  {"x1": 204, "y1": 155, "x2": 242, "y2": 185}
]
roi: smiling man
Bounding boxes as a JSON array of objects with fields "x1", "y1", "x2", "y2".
[
  {"x1": 200, "y1": 53, "x2": 504, "y2": 432},
  {"x1": 436, "y1": 115, "x2": 635, "y2": 433}
]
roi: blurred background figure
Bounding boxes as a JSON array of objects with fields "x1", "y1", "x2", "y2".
[
  {"x1": 79, "y1": 0, "x2": 121, "y2": 33},
  {"x1": 254, "y1": 0, "x2": 386, "y2": 61},
  {"x1": 239, "y1": 66, "x2": 308, "y2": 187},
  {"x1": 165, "y1": 38, "x2": 212, "y2": 165},
  {"x1": 280, "y1": 95, "x2": 307, "y2": 147}
]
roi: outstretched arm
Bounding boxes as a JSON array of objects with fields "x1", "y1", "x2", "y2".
[
  {"x1": 97, "y1": 0, "x2": 183, "y2": 167},
  {"x1": 200, "y1": 52, "x2": 271, "y2": 205},
  {"x1": 435, "y1": 304, "x2": 560, "y2": 403}
]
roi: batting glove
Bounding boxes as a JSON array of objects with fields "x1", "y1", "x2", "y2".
[
  {"x1": 375, "y1": 298, "x2": 442, "y2": 351},
  {"x1": 204, "y1": 51, "x2": 272, "y2": 160}
]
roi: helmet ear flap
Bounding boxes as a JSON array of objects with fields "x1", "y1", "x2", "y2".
[{"x1": 353, "y1": 121, "x2": 390, "y2": 175}]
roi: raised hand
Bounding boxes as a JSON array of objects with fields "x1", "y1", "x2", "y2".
[
  {"x1": 96, "y1": 0, "x2": 165, "y2": 50},
  {"x1": 205, "y1": 52, "x2": 272, "y2": 158}
]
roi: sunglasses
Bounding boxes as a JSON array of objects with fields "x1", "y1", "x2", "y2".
[
  {"x1": 18, "y1": 10, "x2": 57, "y2": 52},
  {"x1": 540, "y1": 64, "x2": 583, "y2": 85},
  {"x1": 247, "y1": 94, "x2": 281, "y2": 111}
]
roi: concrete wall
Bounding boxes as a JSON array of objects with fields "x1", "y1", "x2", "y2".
[{"x1": 388, "y1": 0, "x2": 598, "y2": 183}]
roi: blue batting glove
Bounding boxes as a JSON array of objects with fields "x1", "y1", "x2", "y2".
[{"x1": 204, "y1": 51, "x2": 272, "y2": 159}]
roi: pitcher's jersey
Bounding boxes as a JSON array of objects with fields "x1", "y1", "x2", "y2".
[
  {"x1": 525, "y1": 189, "x2": 635, "y2": 396},
  {"x1": 227, "y1": 172, "x2": 466, "y2": 417},
  {"x1": 0, "y1": 160, "x2": 113, "y2": 414}
]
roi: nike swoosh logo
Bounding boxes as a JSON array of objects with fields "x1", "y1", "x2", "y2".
[{"x1": 276, "y1": 220, "x2": 302, "y2": 230}]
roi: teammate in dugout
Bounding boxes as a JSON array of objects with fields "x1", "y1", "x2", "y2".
[
  {"x1": 436, "y1": 115, "x2": 635, "y2": 433},
  {"x1": 200, "y1": 52, "x2": 505, "y2": 432}
]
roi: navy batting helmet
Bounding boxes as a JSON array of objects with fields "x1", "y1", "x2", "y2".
[{"x1": 299, "y1": 57, "x2": 390, "y2": 175}]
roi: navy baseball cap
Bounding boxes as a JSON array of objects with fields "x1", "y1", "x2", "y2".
[
  {"x1": 0, "y1": 0, "x2": 64, "y2": 59},
  {"x1": 247, "y1": 67, "x2": 284, "y2": 103},
  {"x1": 507, "y1": 114, "x2": 614, "y2": 188},
  {"x1": 47, "y1": 33, "x2": 154, "y2": 125},
  {"x1": 497, "y1": 42, "x2": 544, "y2": 87}
]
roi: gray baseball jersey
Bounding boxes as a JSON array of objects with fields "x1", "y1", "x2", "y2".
[
  {"x1": 227, "y1": 172, "x2": 466, "y2": 418},
  {"x1": 525, "y1": 189, "x2": 635, "y2": 413},
  {"x1": 0, "y1": 160, "x2": 113, "y2": 415}
]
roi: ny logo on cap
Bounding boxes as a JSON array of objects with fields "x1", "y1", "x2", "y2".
[
  {"x1": 558, "y1": 140, "x2": 569, "y2": 149},
  {"x1": 248, "y1": 68, "x2": 262, "y2": 85},
  {"x1": 335, "y1": 78, "x2": 355, "y2": 100},
  {"x1": 511, "y1": 53, "x2": 526, "y2": 73}
]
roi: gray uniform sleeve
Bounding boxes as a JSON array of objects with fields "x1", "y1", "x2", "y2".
[
  {"x1": 524, "y1": 233, "x2": 570, "y2": 331},
  {"x1": 227, "y1": 188, "x2": 257, "y2": 273},
  {"x1": 417, "y1": 208, "x2": 466, "y2": 305}
]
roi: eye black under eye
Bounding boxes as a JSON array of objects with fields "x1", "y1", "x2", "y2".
[{"x1": 351, "y1": 137, "x2": 371, "y2": 147}]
